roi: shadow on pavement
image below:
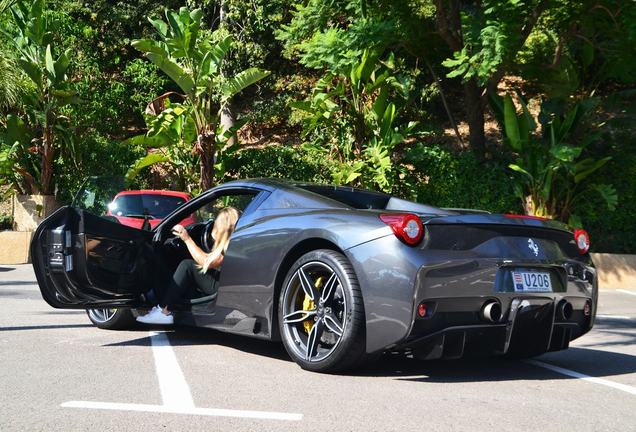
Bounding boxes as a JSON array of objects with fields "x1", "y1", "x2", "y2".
[
  {"x1": 38, "y1": 310, "x2": 86, "y2": 315},
  {"x1": 103, "y1": 326, "x2": 291, "y2": 361},
  {"x1": 102, "y1": 325, "x2": 636, "y2": 382},
  {"x1": 359, "y1": 347, "x2": 636, "y2": 382},
  {"x1": 0, "y1": 324, "x2": 94, "y2": 331},
  {"x1": 0, "y1": 266, "x2": 15, "y2": 272},
  {"x1": 0, "y1": 281, "x2": 38, "y2": 286}
]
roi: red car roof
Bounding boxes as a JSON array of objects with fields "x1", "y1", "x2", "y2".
[{"x1": 114, "y1": 190, "x2": 191, "y2": 199}]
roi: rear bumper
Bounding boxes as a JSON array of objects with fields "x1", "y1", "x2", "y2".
[
  {"x1": 398, "y1": 295, "x2": 594, "y2": 359},
  {"x1": 346, "y1": 235, "x2": 597, "y2": 355}
]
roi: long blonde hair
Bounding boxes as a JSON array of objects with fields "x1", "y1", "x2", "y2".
[{"x1": 201, "y1": 206, "x2": 240, "y2": 273}]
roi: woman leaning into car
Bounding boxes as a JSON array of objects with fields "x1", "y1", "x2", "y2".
[{"x1": 137, "y1": 206, "x2": 240, "y2": 325}]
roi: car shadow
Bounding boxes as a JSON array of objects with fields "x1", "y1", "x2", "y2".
[
  {"x1": 103, "y1": 325, "x2": 636, "y2": 382},
  {"x1": 358, "y1": 348, "x2": 636, "y2": 382},
  {"x1": 103, "y1": 325, "x2": 292, "y2": 362}
]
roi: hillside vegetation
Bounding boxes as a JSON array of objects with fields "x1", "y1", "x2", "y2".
[{"x1": 1, "y1": 0, "x2": 635, "y2": 252}]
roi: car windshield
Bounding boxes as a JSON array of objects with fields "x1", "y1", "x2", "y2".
[{"x1": 110, "y1": 194, "x2": 186, "y2": 219}]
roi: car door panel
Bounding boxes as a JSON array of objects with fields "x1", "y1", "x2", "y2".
[{"x1": 32, "y1": 206, "x2": 153, "y2": 309}]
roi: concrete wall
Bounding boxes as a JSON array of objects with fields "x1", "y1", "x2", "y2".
[
  {"x1": 13, "y1": 194, "x2": 59, "y2": 232},
  {"x1": 591, "y1": 253, "x2": 636, "y2": 290},
  {"x1": 0, "y1": 231, "x2": 32, "y2": 265}
]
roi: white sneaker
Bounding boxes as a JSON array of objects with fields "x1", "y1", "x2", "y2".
[{"x1": 136, "y1": 305, "x2": 174, "y2": 325}]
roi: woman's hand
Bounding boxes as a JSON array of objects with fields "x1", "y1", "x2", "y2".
[{"x1": 171, "y1": 224, "x2": 191, "y2": 242}]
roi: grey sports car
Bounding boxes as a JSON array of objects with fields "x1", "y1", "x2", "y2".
[{"x1": 32, "y1": 178, "x2": 597, "y2": 372}]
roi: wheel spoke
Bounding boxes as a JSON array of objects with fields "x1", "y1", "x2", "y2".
[
  {"x1": 323, "y1": 313, "x2": 343, "y2": 337},
  {"x1": 297, "y1": 267, "x2": 319, "y2": 301},
  {"x1": 283, "y1": 309, "x2": 316, "y2": 324},
  {"x1": 319, "y1": 273, "x2": 338, "y2": 304},
  {"x1": 89, "y1": 308, "x2": 116, "y2": 323},
  {"x1": 305, "y1": 318, "x2": 325, "y2": 360}
]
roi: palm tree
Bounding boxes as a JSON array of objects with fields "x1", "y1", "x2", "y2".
[{"x1": 133, "y1": 7, "x2": 269, "y2": 190}]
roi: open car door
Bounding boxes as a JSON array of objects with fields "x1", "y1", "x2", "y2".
[{"x1": 31, "y1": 177, "x2": 154, "y2": 309}]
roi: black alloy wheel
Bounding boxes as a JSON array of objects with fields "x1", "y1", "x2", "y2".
[{"x1": 279, "y1": 249, "x2": 366, "y2": 373}]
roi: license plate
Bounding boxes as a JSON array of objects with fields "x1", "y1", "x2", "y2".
[{"x1": 512, "y1": 271, "x2": 552, "y2": 292}]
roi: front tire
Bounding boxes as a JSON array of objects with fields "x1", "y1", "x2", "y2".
[
  {"x1": 278, "y1": 249, "x2": 366, "y2": 373},
  {"x1": 86, "y1": 308, "x2": 136, "y2": 330}
]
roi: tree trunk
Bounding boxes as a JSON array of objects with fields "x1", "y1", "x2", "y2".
[
  {"x1": 198, "y1": 132, "x2": 215, "y2": 191},
  {"x1": 218, "y1": 0, "x2": 236, "y2": 148},
  {"x1": 464, "y1": 78, "x2": 486, "y2": 159},
  {"x1": 41, "y1": 121, "x2": 54, "y2": 195},
  {"x1": 220, "y1": 102, "x2": 236, "y2": 147}
]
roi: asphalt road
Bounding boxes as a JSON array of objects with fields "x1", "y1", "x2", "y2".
[{"x1": 1, "y1": 265, "x2": 635, "y2": 431}]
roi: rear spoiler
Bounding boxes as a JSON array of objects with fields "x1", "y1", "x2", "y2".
[
  {"x1": 422, "y1": 213, "x2": 571, "y2": 233},
  {"x1": 441, "y1": 207, "x2": 492, "y2": 215}
]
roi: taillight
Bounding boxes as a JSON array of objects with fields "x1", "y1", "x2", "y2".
[
  {"x1": 379, "y1": 213, "x2": 424, "y2": 246},
  {"x1": 574, "y1": 229, "x2": 590, "y2": 254}
]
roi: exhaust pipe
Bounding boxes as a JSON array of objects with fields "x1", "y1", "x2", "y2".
[
  {"x1": 481, "y1": 301, "x2": 502, "y2": 323},
  {"x1": 557, "y1": 300, "x2": 573, "y2": 321}
]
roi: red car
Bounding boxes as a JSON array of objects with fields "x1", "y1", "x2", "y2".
[{"x1": 106, "y1": 190, "x2": 196, "y2": 230}]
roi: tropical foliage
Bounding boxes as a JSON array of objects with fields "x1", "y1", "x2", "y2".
[
  {"x1": 494, "y1": 93, "x2": 617, "y2": 224},
  {"x1": 1, "y1": 0, "x2": 76, "y2": 194},
  {"x1": 293, "y1": 50, "x2": 417, "y2": 192},
  {"x1": 0, "y1": 0, "x2": 634, "y2": 253},
  {"x1": 131, "y1": 7, "x2": 269, "y2": 189}
]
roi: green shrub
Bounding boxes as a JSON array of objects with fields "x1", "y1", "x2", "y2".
[
  {"x1": 55, "y1": 134, "x2": 144, "y2": 205},
  {"x1": 0, "y1": 214, "x2": 12, "y2": 231},
  {"x1": 223, "y1": 145, "x2": 332, "y2": 183},
  {"x1": 399, "y1": 144, "x2": 520, "y2": 213},
  {"x1": 578, "y1": 117, "x2": 636, "y2": 253}
]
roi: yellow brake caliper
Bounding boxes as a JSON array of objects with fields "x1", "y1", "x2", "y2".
[{"x1": 303, "y1": 276, "x2": 324, "y2": 333}]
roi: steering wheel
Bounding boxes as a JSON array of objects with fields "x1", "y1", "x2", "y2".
[
  {"x1": 163, "y1": 231, "x2": 185, "y2": 250},
  {"x1": 202, "y1": 219, "x2": 215, "y2": 252}
]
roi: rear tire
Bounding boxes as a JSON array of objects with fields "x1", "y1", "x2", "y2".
[
  {"x1": 86, "y1": 308, "x2": 136, "y2": 330},
  {"x1": 278, "y1": 249, "x2": 366, "y2": 373}
]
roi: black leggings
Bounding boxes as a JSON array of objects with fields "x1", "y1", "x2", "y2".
[{"x1": 161, "y1": 259, "x2": 218, "y2": 310}]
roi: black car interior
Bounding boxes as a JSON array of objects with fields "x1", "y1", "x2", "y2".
[{"x1": 148, "y1": 191, "x2": 260, "y2": 308}]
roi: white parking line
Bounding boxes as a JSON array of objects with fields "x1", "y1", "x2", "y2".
[
  {"x1": 62, "y1": 331, "x2": 303, "y2": 421},
  {"x1": 526, "y1": 360, "x2": 636, "y2": 396},
  {"x1": 61, "y1": 401, "x2": 303, "y2": 421},
  {"x1": 149, "y1": 331, "x2": 194, "y2": 408},
  {"x1": 617, "y1": 289, "x2": 636, "y2": 297}
]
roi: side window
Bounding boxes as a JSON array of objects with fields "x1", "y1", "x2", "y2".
[
  {"x1": 195, "y1": 193, "x2": 257, "y2": 222},
  {"x1": 73, "y1": 176, "x2": 126, "y2": 218}
]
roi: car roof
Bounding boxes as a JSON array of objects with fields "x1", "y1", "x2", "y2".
[{"x1": 115, "y1": 190, "x2": 191, "y2": 199}]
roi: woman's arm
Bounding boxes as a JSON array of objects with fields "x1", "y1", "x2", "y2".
[{"x1": 171, "y1": 224, "x2": 208, "y2": 267}]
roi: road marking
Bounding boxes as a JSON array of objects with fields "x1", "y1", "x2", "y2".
[
  {"x1": 526, "y1": 360, "x2": 636, "y2": 396},
  {"x1": 149, "y1": 331, "x2": 194, "y2": 408},
  {"x1": 61, "y1": 401, "x2": 303, "y2": 421},
  {"x1": 61, "y1": 331, "x2": 303, "y2": 421},
  {"x1": 617, "y1": 289, "x2": 636, "y2": 297}
]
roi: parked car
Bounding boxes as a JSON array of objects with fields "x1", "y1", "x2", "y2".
[
  {"x1": 31, "y1": 178, "x2": 598, "y2": 373},
  {"x1": 106, "y1": 190, "x2": 196, "y2": 230}
]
